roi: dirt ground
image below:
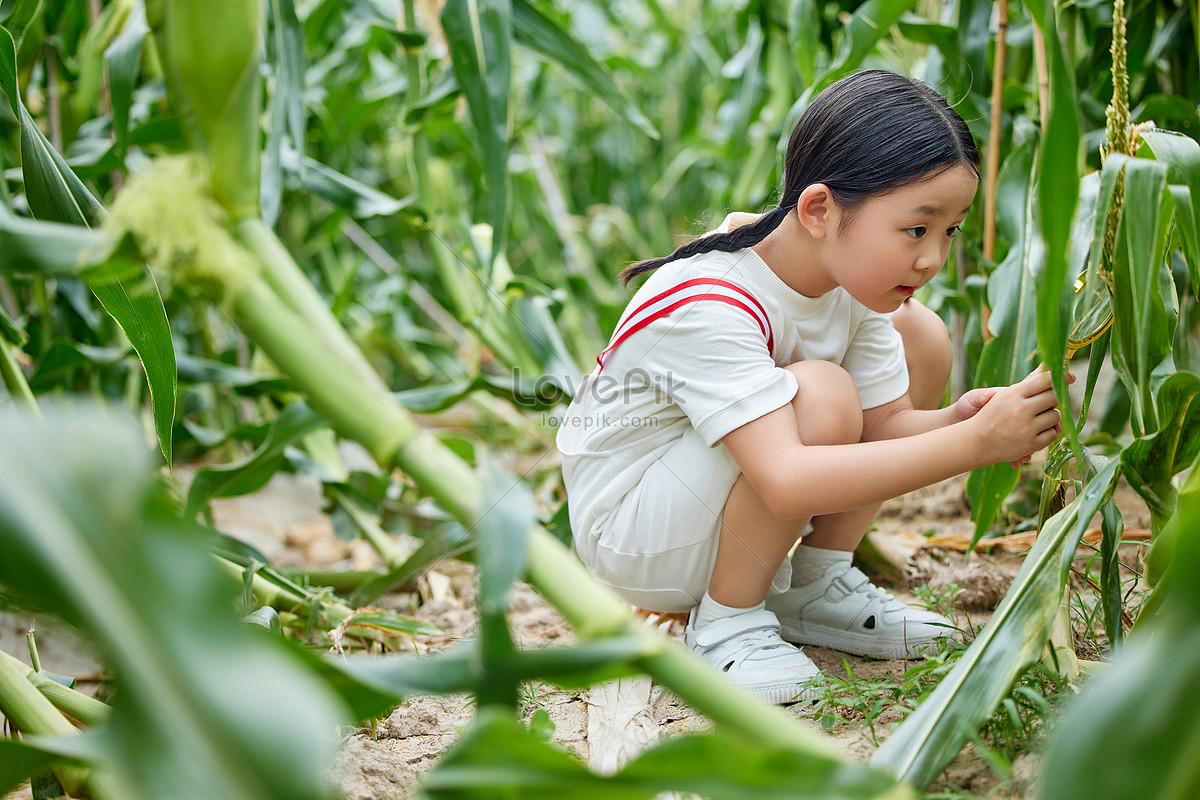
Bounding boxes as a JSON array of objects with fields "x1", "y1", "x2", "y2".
[
  {"x1": 1, "y1": 457, "x2": 1152, "y2": 800},
  {"x1": 322, "y1": 474, "x2": 1032, "y2": 800}
]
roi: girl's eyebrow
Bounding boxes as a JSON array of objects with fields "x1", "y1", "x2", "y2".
[{"x1": 908, "y1": 204, "x2": 972, "y2": 217}]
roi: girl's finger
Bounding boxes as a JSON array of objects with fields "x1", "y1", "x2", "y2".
[
  {"x1": 1033, "y1": 408, "x2": 1062, "y2": 430},
  {"x1": 1021, "y1": 369, "x2": 1056, "y2": 396}
]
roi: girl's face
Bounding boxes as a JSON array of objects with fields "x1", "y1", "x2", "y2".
[{"x1": 824, "y1": 166, "x2": 978, "y2": 314}]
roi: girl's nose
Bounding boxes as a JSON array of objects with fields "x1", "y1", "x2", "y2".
[{"x1": 917, "y1": 243, "x2": 942, "y2": 272}]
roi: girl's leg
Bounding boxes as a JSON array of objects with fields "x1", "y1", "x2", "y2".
[
  {"x1": 687, "y1": 361, "x2": 860, "y2": 704},
  {"x1": 688, "y1": 301, "x2": 953, "y2": 695},
  {"x1": 802, "y1": 298, "x2": 952, "y2": 551},
  {"x1": 766, "y1": 299, "x2": 956, "y2": 660},
  {"x1": 707, "y1": 360, "x2": 863, "y2": 608},
  {"x1": 710, "y1": 296, "x2": 952, "y2": 603},
  {"x1": 896, "y1": 297, "x2": 954, "y2": 412}
]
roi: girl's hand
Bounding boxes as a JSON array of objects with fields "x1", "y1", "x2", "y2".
[
  {"x1": 952, "y1": 386, "x2": 998, "y2": 423},
  {"x1": 968, "y1": 367, "x2": 1074, "y2": 468}
]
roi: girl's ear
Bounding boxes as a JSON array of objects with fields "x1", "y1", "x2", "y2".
[{"x1": 796, "y1": 183, "x2": 835, "y2": 239}]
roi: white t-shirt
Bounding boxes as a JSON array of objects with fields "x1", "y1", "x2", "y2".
[{"x1": 556, "y1": 244, "x2": 909, "y2": 547}]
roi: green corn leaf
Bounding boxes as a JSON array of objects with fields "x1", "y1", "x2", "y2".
[
  {"x1": 404, "y1": 71, "x2": 461, "y2": 124},
  {"x1": 1024, "y1": 0, "x2": 1083, "y2": 476},
  {"x1": 475, "y1": 458, "x2": 535, "y2": 616},
  {"x1": 280, "y1": 143, "x2": 423, "y2": 219},
  {"x1": 0, "y1": 298, "x2": 21, "y2": 344},
  {"x1": 895, "y1": 14, "x2": 958, "y2": 52},
  {"x1": 2, "y1": 26, "x2": 177, "y2": 465},
  {"x1": 4, "y1": 113, "x2": 104, "y2": 228},
  {"x1": 0, "y1": 405, "x2": 348, "y2": 800},
  {"x1": 787, "y1": 0, "x2": 821, "y2": 87},
  {"x1": 0, "y1": 24, "x2": 102, "y2": 225},
  {"x1": 1068, "y1": 155, "x2": 1125, "y2": 420},
  {"x1": 1145, "y1": 450, "x2": 1200, "y2": 591},
  {"x1": 1108, "y1": 154, "x2": 1177, "y2": 435},
  {"x1": 1139, "y1": 129, "x2": 1200, "y2": 295},
  {"x1": 0, "y1": 740, "x2": 56, "y2": 796},
  {"x1": 29, "y1": 339, "x2": 127, "y2": 389},
  {"x1": 724, "y1": 17, "x2": 765, "y2": 145},
  {"x1": 391, "y1": 369, "x2": 569, "y2": 413},
  {"x1": 175, "y1": 355, "x2": 291, "y2": 395},
  {"x1": 185, "y1": 402, "x2": 327, "y2": 517},
  {"x1": 1120, "y1": 371, "x2": 1200, "y2": 525},
  {"x1": 261, "y1": 0, "x2": 306, "y2": 227},
  {"x1": 441, "y1": 0, "x2": 511, "y2": 267},
  {"x1": 511, "y1": 0, "x2": 656, "y2": 139},
  {"x1": 81, "y1": 259, "x2": 177, "y2": 463},
  {"x1": 1124, "y1": 158, "x2": 1171, "y2": 400},
  {"x1": 950, "y1": 0, "x2": 991, "y2": 96},
  {"x1": 352, "y1": 521, "x2": 472, "y2": 605},
  {"x1": 779, "y1": 0, "x2": 920, "y2": 145},
  {"x1": 0, "y1": 0, "x2": 42, "y2": 47},
  {"x1": 340, "y1": 609, "x2": 441, "y2": 639},
  {"x1": 871, "y1": 458, "x2": 1122, "y2": 789},
  {"x1": 515, "y1": 294, "x2": 583, "y2": 392},
  {"x1": 1039, "y1": 466, "x2": 1200, "y2": 800},
  {"x1": 0, "y1": 206, "x2": 118, "y2": 275},
  {"x1": 426, "y1": 708, "x2": 910, "y2": 800},
  {"x1": 966, "y1": 143, "x2": 1036, "y2": 542},
  {"x1": 1040, "y1": 624, "x2": 1200, "y2": 800},
  {"x1": 473, "y1": 457, "x2": 536, "y2": 708},
  {"x1": 175, "y1": 352, "x2": 291, "y2": 394},
  {"x1": 822, "y1": 0, "x2": 919, "y2": 89},
  {"x1": 242, "y1": 606, "x2": 283, "y2": 633},
  {"x1": 1068, "y1": 171, "x2": 1108, "y2": 341},
  {"x1": 1097, "y1": 497, "x2": 1124, "y2": 648},
  {"x1": 505, "y1": 637, "x2": 653, "y2": 688},
  {"x1": 310, "y1": 644, "x2": 476, "y2": 720},
  {"x1": 104, "y1": 0, "x2": 149, "y2": 157}
]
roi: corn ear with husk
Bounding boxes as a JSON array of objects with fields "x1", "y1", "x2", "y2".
[
  {"x1": 134, "y1": 3, "x2": 479, "y2": 512},
  {"x1": 146, "y1": 0, "x2": 263, "y2": 220}
]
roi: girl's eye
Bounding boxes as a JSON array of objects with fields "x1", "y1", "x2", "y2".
[
  {"x1": 905, "y1": 226, "x2": 927, "y2": 239},
  {"x1": 946, "y1": 225, "x2": 961, "y2": 238}
]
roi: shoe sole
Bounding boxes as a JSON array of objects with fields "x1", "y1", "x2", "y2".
[
  {"x1": 740, "y1": 679, "x2": 821, "y2": 705},
  {"x1": 778, "y1": 620, "x2": 944, "y2": 660}
]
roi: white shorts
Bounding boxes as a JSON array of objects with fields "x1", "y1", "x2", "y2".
[{"x1": 573, "y1": 426, "x2": 791, "y2": 613}]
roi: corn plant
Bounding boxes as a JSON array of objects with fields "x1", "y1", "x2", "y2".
[{"x1": 3, "y1": 0, "x2": 1199, "y2": 797}]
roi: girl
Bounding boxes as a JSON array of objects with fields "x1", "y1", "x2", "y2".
[{"x1": 556, "y1": 70, "x2": 1067, "y2": 704}]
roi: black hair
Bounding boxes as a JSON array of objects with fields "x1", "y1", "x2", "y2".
[{"x1": 619, "y1": 70, "x2": 980, "y2": 285}]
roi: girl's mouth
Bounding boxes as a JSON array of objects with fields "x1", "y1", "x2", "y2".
[{"x1": 897, "y1": 286, "x2": 915, "y2": 297}]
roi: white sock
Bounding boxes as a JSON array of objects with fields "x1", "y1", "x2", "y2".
[
  {"x1": 790, "y1": 544, "x2": 853, "y2": 586},
  {"x1": 694, "y1": 591, "x2": 764, "y2": 628}
]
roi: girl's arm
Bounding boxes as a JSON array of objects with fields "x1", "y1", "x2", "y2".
[
  {"x1": 721, "y1": 368, "x2": 1066, "y2": 520},
  {"x1": 860, "y1": 384, "x2": 1001, "y2": 441}
]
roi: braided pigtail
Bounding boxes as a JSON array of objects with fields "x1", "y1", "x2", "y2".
[{"x1": 618, "y1": 204, "x2": 790, "y2": 286}]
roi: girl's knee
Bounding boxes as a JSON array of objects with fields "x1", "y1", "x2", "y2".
[
  {"x1": 784, "y1": 361, "x2": 863, "y2": 445},
  {"x1": 893, "y1": 299, "x2": 952, "y2": 411}
]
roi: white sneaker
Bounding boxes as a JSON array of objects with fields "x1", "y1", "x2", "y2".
[
  {"x1": 766, "y1": 564, "x2": 953, "y2": 659},
  {"x1": 684, "y1": 608, "x2": 822, "y2": 704}
]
